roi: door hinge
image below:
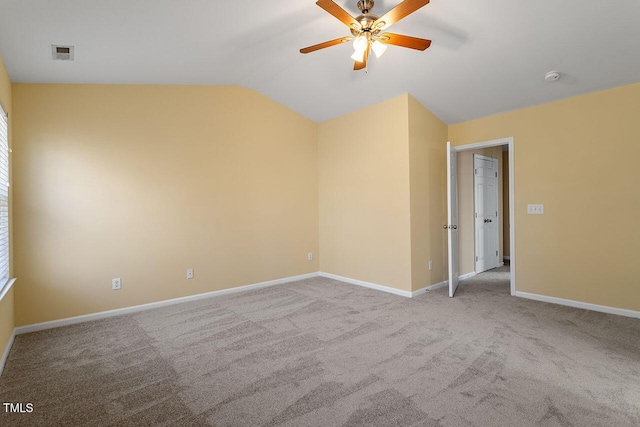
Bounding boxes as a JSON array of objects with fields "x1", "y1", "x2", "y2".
[
  {"x1": 496, "y1": 250, "x2": 498, "y2": 256},
  {"x1": 475, "y1": 168, "x2": 477, "y2": 175},
  {"x1": 475, "y1": 212, "x2": 478, "y2": 218},
  {"x1": 475, "y1": 256, "x2": 478, "y2": 261},
  {"x1": 495, "y1": 171, "x2": 498, "y2": 178}
]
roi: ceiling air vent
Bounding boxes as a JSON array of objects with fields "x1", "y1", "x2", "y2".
[{"x1": 51, "y1": 45, "x2": 74, "y2": 61}]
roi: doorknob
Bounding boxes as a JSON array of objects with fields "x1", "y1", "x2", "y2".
[
  {"x1": 453, "y1": 225, "x2": 457, "y2": 229},
  {"x1": 443, "y1": 225, "x2": 448, "y2": 229},
  {"x1": 484, "y1": 219, "x2": 488, "y2": 223}
]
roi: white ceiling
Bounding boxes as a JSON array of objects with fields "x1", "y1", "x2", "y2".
[{"x1": 1, "y1": 0, "x2": 639, "y2": 124}]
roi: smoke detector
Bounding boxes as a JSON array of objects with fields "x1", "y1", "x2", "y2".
[
  {"x1": 51, "y1": 45, "x2": 74, "y2": 61},
  {"x1": 544, "y1": 71, "x2": 560, "y2": 82}
]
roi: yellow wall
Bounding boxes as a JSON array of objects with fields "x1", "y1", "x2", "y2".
[
  {"x1": 318, "y1": 95, "x2": 412, "y2": 292},
  {"x1": 450, "y1": 82, "x2": 640, "y2": 311},
  {"x1": 408, "y1": 96, "x2": 448, "y2": 291},
  {"x1": 12, "y1": 84, "x2": 319, "y2": 325},
  {"x1": 457, "y1": 147, "x2": 504, "y2": 276},
  {"x1": 9, "y1": 78, "x2": 640, "y2": 328},
  {"x1": 0, "y1": 56, "x2": 14, "y2": 357}
]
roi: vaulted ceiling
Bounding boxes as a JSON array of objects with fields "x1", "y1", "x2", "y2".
[{"x1": 1, "y1": 0, "x2": 639, "y2": 124}]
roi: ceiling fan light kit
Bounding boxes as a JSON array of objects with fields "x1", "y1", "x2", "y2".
[
  {"x1": 371, "y1": 40, "x2": 387, "y2": 57},
  {"x1": 300, "y1": 0, "x2": 432, "y2": 71}
]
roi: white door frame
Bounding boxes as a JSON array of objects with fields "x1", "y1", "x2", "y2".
[{"x1": 455, "y1": 137, "x2": 515, "y2": 295}]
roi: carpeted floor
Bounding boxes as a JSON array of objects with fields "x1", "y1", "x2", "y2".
[{"x1": 1, "y1": 267, "x2": 639, "y2": 426}]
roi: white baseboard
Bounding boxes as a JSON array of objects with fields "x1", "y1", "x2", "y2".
[
  {"x1": 515, "y1": 291, "x2": 640, "y2": 319},
  {"x1": 0, "y1": 329, "x2": 15, "y2": 378},
  {"x1": 15, "y1": 272, "x2": 320, "y2": 335},
  {"x1": 319, "y1": 272, "x2": 413, "y2": 298},
  {"x1": 412, "y1": 280, "x2": 448, "y2": 297},
  {"x1": 320, "y1": 272, "x2": 450, "y2": 299},
  {"x1": 459, "y1": 272, "x2": 476, "y2": 281}
]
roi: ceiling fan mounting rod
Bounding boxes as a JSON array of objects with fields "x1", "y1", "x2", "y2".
[{"x1": 357, "y1": 0, "x2": 375, "y2": 14}]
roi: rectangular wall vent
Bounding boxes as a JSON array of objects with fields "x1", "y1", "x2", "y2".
[{"x1": 51, "y1": 45, "x2": 74, "y2": 61}]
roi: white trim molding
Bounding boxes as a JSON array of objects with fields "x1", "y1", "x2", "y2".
[
  {"x1": 0, "y1": 277, "x2": 16, "y2": 302},
  {"x1": 459, "y1": 272, "x2": 477, "y2": 281},
  {"x1": 15, "y1": 272, "x2": 319, "y2": 335},
  {"x1": 515, "y1": 291, "x2": 640, "y2": 319},
  {"x1": 320, "y1": 272, "x2": 451, "y2": 299},
  {"x1": 0, "y1": 329, "x2": 15, "y2": 377},
  {"x1": 13, "y1": 271, "x2": 468, "y2": 338},
  {"x1": 412, "y1": 280, "x2": 448, "y2": 297},
  {"x1": 319, "y1": 272, "x2": 413, "y2": 298}
]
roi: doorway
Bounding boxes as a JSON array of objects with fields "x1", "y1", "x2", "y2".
[{"x1": 447, "y1": 137, "x2": 515, "y2": 296}]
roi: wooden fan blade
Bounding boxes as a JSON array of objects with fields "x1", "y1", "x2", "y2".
[
  {"x1": 373, "y1": 0, "x2": 430, "y2": 31},
  {"x1": 300, "y1": 37, "x2": 352, "y2": 54},
  {"x1": 354, "y1": 47, "x2": 369, "y2": 70},
  {"x1": 379, "y1": 33, "x2": 431, "y2": 50},
  {"x1": 316, "y1": 0, "x2": 361, "y2": 30}
]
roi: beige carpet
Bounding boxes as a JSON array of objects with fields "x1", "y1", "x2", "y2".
[{"x1": 1, "y1": 267, "x2": 639, "y2": 426}]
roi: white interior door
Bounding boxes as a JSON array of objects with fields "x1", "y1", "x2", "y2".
[
  {"x1": 474, "y1": 155, "x2": 499, "y2": 273},
  {"x1": 447, "y1": 142, "x2": 459, "y2": 297}
]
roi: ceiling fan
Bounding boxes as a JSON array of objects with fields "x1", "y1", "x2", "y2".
[{"x1": 300, "y1": 0, "x2": 432, "y2": 71}]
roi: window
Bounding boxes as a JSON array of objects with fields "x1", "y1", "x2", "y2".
[{"x1": 0, "y1": 104, "x2": 10, "y2": 293}]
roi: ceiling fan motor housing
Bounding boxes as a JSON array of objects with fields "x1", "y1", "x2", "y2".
[{"x1": 351, "y1": 13, "x2": 380, "y2": 36}]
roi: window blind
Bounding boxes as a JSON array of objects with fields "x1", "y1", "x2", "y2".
[{"x1": 0, "y1": 105, "x2": 9, "y2": 285}]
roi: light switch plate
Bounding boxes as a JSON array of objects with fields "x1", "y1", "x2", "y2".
[{"x1": 527, "y1": 204, "x2": 544, "y2": 214}]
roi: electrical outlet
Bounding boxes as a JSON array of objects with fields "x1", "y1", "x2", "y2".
[
  {"x1": 112, "y1": 278, "x2": 121, "y2": 290},
  {"x1": 429, "y1": 261, "x2": 433, "y2": 271},
  {"x1": 187, "y1": 269, "x2": 194, "y2": 279},
  {"x1": 307, "y1": 253, "x2": 313, "y2": 261}
]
